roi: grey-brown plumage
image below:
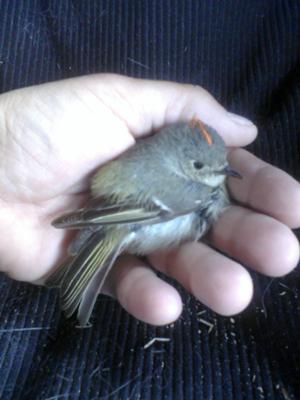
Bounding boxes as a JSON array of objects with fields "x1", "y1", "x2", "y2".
[{"x1": 47, "y1": 120, "x2": 241, "y2": 326}]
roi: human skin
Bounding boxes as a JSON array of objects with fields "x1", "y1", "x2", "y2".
[{"x1": 0, "y1": 74, "x2": 299, "y2": 325}]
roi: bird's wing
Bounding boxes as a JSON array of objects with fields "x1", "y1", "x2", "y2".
[
  {"x1": 52, "y1": 205, "x2": 160, "y2": 228},
  {"x1": 52, "y1": 179, "x2": 211, "y2": 229},
  {"x1": 51, "y1": 197, "x2": 173, "y2": 229}
]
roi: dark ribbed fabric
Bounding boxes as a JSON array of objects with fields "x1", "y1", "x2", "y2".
[{"x1": 0, "y1": 1, "x2": 299, "y2": 399}]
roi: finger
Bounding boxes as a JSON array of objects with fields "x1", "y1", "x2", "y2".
[
  {"x1": 1, "y1": 74, "x2": 257, "y2": 190},
  {"x1": 209, "y1": 206, "x2": 300, "y2": 277},
  {"x1": 103, "y1": 255, "x2": 182, "y2": 325},
  {"x1": 228, "y1": 148, "x2": 300, "y2": 228},
  {"x1": 149, "y1": 242, "x2": 253, "y2": 316},
  {"x1": 89, "y1": 74, "x2": 257, "y2": 147}
]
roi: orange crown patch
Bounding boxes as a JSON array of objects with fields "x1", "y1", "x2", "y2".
[{"x1": 189, "y1": 117, "x2": 213, "y2": 146}]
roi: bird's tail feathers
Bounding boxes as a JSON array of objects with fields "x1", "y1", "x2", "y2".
[{"x1": 46, "y1": 229, "x2": 128, "y2": 326}]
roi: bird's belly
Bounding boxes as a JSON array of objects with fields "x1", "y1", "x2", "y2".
[{"x1": 127, "y1": 213, "x2": 198, "y2": 255}]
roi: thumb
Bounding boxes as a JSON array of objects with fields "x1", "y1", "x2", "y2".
[
  {"x1": 0, "y1": 74, "x2": 257, "y2": 177},
  {"x1": 83, "y1": 73, "x2": 257, "y2": 146}
]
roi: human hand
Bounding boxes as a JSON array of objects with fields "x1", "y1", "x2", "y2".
[{"x1": 0, "y1": 74, "x2": 299, "y2": 325}]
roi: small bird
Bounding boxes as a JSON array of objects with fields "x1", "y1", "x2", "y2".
[{"x1": 47, "y1": 119, "x2": 242, "y2": 326}]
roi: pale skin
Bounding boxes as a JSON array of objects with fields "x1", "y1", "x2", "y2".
[{"x1": 0, "y1": 74, "x2": 299, "y2": 325}]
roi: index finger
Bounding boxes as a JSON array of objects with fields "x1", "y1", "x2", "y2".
[{"x1": 227, "y1": 148, "x2": 300, "y2": 228}]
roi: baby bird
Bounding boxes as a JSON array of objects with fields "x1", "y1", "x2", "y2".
[{"x1": 47, "y1": 119, "x2": 241, "y2": 326}]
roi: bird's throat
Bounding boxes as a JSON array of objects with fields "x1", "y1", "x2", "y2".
[{"x1": 201, "y1": 174, "x2": 226, "y2": 187}]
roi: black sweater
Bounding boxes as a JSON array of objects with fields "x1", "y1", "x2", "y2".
[{"x1": 0, "y1": 1, "x2": 299, "y2": 399}]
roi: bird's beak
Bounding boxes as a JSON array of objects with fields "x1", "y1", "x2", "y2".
[{"x1": 223, "y1": 166, "x2": 243, "y2": 179}]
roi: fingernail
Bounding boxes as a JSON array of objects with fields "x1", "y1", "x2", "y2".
[{"x1": 227, "y1": 112, "x2": 255, "y2": 127}]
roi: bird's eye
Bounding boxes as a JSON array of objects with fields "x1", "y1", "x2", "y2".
[{"x1": 193, "y1": 161, "x2": 204, "y2": 170}]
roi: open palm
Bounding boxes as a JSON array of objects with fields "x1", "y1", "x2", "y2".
[{"x1": 0, "y1": 74, "x2": 299, "y2": 325}]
